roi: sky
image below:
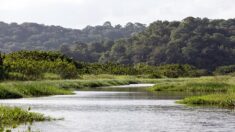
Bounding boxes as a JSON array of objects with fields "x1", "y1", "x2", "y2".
[{"x1": 0, "y1": 0, "x2": 234, "y2": 29}]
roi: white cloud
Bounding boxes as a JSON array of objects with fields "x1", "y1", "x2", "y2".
[{"x1": 0, "y1": 0, "x2": 234, "y2": 29}]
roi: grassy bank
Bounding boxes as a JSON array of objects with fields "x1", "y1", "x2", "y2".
[
  {"x1": 0, "y1": 76, "x2": 144, "y2": 99},
  {"x1": 0, "y1": 82, "x2": 73, "y2": 99},
  {"x1": 147, "y1": 76, "x2": 235, "y2": 108},
  {"x1": 0, "y1": 106, "x2": 51, "y2": 131},
  {"x1": 36, "y1": 79, "x2": 140, "y2": 90},
  {"x1": 178, "y1": 93, "x2": 235, "y2": 108},
  {"x1": 0, "y1": 77, "x2": 145, "y2": 130},
  {"x1": 148, "y1": 82, "x2": 232, "y2": 92}
]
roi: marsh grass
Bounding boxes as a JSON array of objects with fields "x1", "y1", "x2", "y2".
[
  {"x1": 0, "y1": 82, "x2": 73, "y2": 99},
  {"x1": 44, "y1": 79, "x2": 139, "y2": 89},
  {"x1": 0, "y1": 106, "x2": 51, "y2": 131},
  {"x1": 149, "y1": 82, "x2": 231, "y2": 92},
  {"x1": 178, "y1": 93, "x2": 235, "y2": 108},
  {"x1": 148, "y1": 76, "x2": 234, "y2": 92},
  {"x1": 147, "y1": 76, "x2": 235, "y2": 108},
  {"x1": 0, "y1": 78, "x2": 142, "y2": 99}
]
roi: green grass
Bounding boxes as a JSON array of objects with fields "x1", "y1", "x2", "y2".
[
  {"x1": 146, "y1": 76, "x2": 235, "y2": 108},
  {"x1": 43, "y1": 73, "x2": 61, "y2": 80},
  {"x1": 149, "y1": 82, "x2": 232, "y2": 92},
  {"x1": 0, "y1": 81, "x2": 73, "y2": 99},
  {"x1": 148, "y1": 76, "x2": 234, "y2": 92},
  {"x1": 178, "y1": 93, "x2": 235, "y2": 108},
  {"x1": 0, "y1": 106, "x2": 51, "y2": 131},
  {"x1": 40, "y1": 79, "x2": 140, "y2": 89},
  {"x1": 0, "y1": 78, "x2": 142, "y2": 99}
]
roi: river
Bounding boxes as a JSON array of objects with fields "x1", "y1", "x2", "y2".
[{"x1": 0, "y1": 84, "x2": 235, "y2": 132}]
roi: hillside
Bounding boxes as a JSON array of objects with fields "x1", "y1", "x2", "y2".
[
  {"x1": 62, "y1": 17, "x2": 235, "y2": 70},
  {"x1": 0, "y1": 21, "x2": 145, "y2": 52}
]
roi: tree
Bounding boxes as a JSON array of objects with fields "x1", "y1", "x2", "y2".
[{"x1": 0, "y1": 53, "x2": 5, "y2": 80}]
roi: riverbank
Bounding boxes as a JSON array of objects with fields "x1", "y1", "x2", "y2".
[
  {"x1": 0, "y1": 78, "x2": 142, "y2": 99},
  {"x1": 0, "y1": 77, "x2": 144, "y2": 130},
  {"x1": 147, "y1": 76, "x2": 235, "y2": 108},
  {"x1": 1, "y1": 75, "x2": 235, "y2": 130}
]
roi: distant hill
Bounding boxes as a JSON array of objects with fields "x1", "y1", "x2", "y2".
[
  {"x1": 0, "y1": 21, "x2": 146, "y2": 52},
  {"x1": 62, "y1": 17, "x2": 235, "y2": 70}
]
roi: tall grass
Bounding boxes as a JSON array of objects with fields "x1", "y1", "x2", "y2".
[
  {"x1": 0, "y1": 106, "x2": 51, "y2": 131},
  {"x1": 147, "y1": 76, "x2": 235, "y2": 108},
  {"x1": 0, "y1": 78, "x2": 142, "y2": 99},
  {"x1": 178, "y1": 93, "x2": 235, "y2": 108},
  {"x1": 0, "y1": 82, "x2": 72, "y2": 99},
  {"x1": 149, "y1": 82, "x2": 231, "y2": 92},
  {"x1": 41, "y1": 79, "x2": 140, "y2": 89},
  {"x1": 148, "y1": 76, "x2": 234, "y2": 92}
]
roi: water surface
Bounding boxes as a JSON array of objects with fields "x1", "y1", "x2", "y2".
[{"x1": 0, "y1": 84, "x2": 234, "y2": 132}]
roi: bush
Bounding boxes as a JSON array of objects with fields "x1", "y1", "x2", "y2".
[
  {"x1": 214, "y1": 65, "x2": 235, "y2": 75},
  {"x1": 4, "y1": 50, "x2": 78, "y2": 80}
]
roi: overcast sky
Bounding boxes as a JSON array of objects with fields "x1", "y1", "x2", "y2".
[{"x1": 0, "y1": 0, "x2": 234, "y2": 29}]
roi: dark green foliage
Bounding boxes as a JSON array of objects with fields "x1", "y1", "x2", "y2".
[
  {"x1": 4, "y1": 50, "x2": 78, "y2": 80},
  {"x1": 152, "y1": 64, "x2": 208, "y2": 78},
  {"x1": 1, "y1": 18, "x2": 235, "y2": 71},
  {"x1": 76, "y1": 63, "x2": 206, "y2": 78},
  {"x1": 214, "y1": 65, "x2": 235, "y2": 75},
  {"x1": 1, "y1": 50, "x2": 207, "y2": 80},
  {"x1": 0, "y1": 53, "x2": 6, "y2": 80},
  {"x1": 77, "y1": 63, "x2": 138, "y2": 75},
  {"x1": 61, "y1": 17, "x2": 235, "y2": 71}
]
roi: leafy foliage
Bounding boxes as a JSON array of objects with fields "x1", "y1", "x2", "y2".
[
  {"x1": 214, "y1": 65, "x2": 235, "y2": 75},
  {"x1": 0, "y1": 53, "x2": 6, "y2": 80},
  {"x1": 76, "y1": 63, "x2": 207, "y2": 78},
  {"x1": 4, "y1": 51, "x2": 78, "y2": 80},
  {"x1": 61, "y1": 17, "x2": 235, "y2": 71}
]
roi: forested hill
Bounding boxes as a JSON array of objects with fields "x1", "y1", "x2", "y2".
[
  {"x1": 0, "y1": 21, "x2": 146, "y2": 52},
  {"x1": 1, "y1": 17, "x2": 235, "y2": 70},
  {"x1": 62, "y1": 17, "x2": 235, "y2": 70}
]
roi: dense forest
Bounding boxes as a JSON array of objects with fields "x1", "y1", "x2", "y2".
[
  {"x1": 62, "y1": 17, "x2": 235, "y2": 71},
  {"x1": 1, "y1": 17, "x2": 235, "y2": 71},
  {"x1": 0, "y1": 21, "x2": 145, "y2": 52}
]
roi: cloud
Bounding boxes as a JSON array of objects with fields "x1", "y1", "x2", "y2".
[{"x1": 0, "y1": 0, "x2": 234, "y2": 29}]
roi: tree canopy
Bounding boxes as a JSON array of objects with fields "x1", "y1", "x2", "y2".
[
  {"x1": 0, "y1": 21, "x2": 145, "y2": 52},
  {"x1": 62, "y1": 17, "x2": 235, "y2": 70}
]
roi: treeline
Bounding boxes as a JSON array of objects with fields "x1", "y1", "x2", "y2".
[
  {"x1": 0, "y1": 51, "x2": 208, "y2": 80},
  {"x1": 61, "y1": 17, "x2": 235, "y2": 71},
  {"x1": 214, "y1": 65, "x2": 235, "y2": 75},
  {"x1": 1, "y1": 50, "x2": 235, "y2": 81},
  {"x1": 0, "y1": 21, "x2": 145, "y2": 52},
  {"x1": 77, "y1": 63, "x2": 207, "y2": 78}
]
